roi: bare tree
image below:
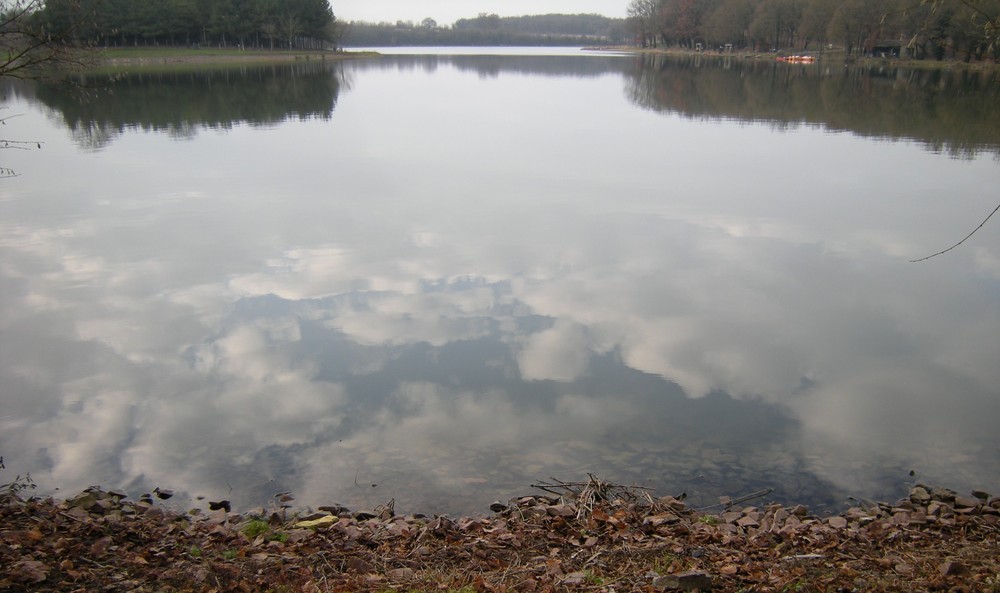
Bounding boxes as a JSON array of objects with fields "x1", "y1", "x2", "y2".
[
  {"x1": 627, "y1": 0, "x2": 659, "y2": 47},
  {"x1": 1, "y1": 0, "x2": 92, "y2": 80},
  {"x1": 1, "y1": 0, "x2": 93, "y2": 177}
]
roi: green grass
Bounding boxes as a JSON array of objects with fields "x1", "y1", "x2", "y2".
[
  {"x1": 98, "y1": 46, "x2": 335, "y2": 59},
  {"x1": 84, "y1": 46, "x2": 378, "y2": 74},
  {"x1": 242, "y1": 518, "x2": 269, "y2": 539}
]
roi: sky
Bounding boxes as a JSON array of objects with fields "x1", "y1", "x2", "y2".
[{"x1": 329, "y1": 0, "x2": 627, "y2": 25}]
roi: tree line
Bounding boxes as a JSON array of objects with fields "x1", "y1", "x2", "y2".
[
  {"x1": 626, "y1": 0, "x2": 1000, "y2": 60},
  {"x1": 341, "y1": 13, "x2": 627, "y2": 47},
  {"x1": 626, "y1": 53, "x2": 1000, "y2": 157},
  {"x1": 36, "y1": 0, "x2": 338, "y2": 50}
]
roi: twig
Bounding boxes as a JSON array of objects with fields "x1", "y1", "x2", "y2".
[
  {"x1": 910, "y1": 201, "x2": 1000, "y2": 262},
  {"x1": 697, "y1": 487, "x2": 774, "y2": 511}
]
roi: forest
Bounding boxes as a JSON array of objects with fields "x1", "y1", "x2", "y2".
[
  {"x1": 625, "y1": 0, "x2": 1000, "y2": 60},
  {"x1": 340, "y1": 14, "x2": 628, "y2": 47},
  {"x1": 36, "y1": 0, "x2": 337, "y2": 49},
  {"x1": 18, "y1": 0, "x2": 1000, "y2": 57}
]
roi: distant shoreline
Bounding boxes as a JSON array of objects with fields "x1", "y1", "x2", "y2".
[
  {"x1": 95, "y1": 47, "x2": 379, "y2": 67},
  {"x1": 585, "y1": 45, "x2": 1000, "y2": 70},
  {"x1": 90, "y1": 45, "x2": 998, "y2": 72}
]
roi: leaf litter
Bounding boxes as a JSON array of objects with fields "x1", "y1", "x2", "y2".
[{"x1": 1, "y1": 475, "x2": 998, "y2": 592}]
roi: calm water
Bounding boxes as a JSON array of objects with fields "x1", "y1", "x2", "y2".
[{"x1": 1, "y1": 49, "x2": 999, "y2": 516}]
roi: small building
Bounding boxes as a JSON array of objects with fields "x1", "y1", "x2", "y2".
[{"x1": 871, "y1": 41, "x2": 902, "y2": 58}]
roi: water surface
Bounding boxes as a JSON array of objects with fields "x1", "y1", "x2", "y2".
[{"x1": 1, "y1": 51, "x2": 998, "y2": 515}]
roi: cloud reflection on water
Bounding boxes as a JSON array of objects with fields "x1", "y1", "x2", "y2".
[{"x1": 0, "y1": 55, "x2": 998, "y2": 515}]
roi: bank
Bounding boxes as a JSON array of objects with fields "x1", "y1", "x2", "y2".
[
  {"x1": 586, "y1": 45, "x2": 1000, "y2": 71},
  {"x1": 94, "y1": 47, "x2": 379, "y2": 68},
  {"x1": 2, "y1": 475, "x2": 997, "y2": 592}
]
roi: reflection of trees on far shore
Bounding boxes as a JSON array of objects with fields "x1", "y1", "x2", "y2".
[
  {"x1": 346, "y1": 54, "x2": 634, "y2": 80},
  {"x1": 30, "y1": 62, "x2": 346, "y2": 150},
  {"x1": 627, "y1": 54, "x2": 1000, "y2": 158}
]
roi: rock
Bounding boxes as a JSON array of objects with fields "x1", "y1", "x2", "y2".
[
  {"x1": 721, "y1": 511, "x2": 742, "y2": 524},
  {"x1": 546, "y1": 504, "x2": 576, "y2": 517},
  {"x1": 294, "y1": 515, "x2": 337, "y2": 528},
  {"x1": 909, "y1": 486, "x2": 931, "y2": 504},
  {"x1": 653, "y1": 570, "x2": 713, "y2": 591},
  {"x1": 387, "y1": 567, "x2": 415, "y2": 581},
  {"x1": 970, "y1": 490, "x2": 990, "y2": 501},
  {"x1": 894, "y1": 563, "x2": 914, "y2": 575},
  {"x1": 354, "y1": 510, "x2": 378, "y2": 521},
  {"x1": 318, "y1": 504, "x2": 351, "y2": 515},
  {"x1": 644, "y1": 513, "x2": 681, "y2": 527},
  {"x1": 736, "y1": 516, "x2": 759, "y2": 528},
  {"x1": 68, "y1": 492, "x2": 99, "y2": 511},
  {"x1": 773, "y1": 508, "x2": 790, "y2": 524},
  {"x1": 153, "y1": 488, "x2": 174, "y2": 500},
  {"x1": 346, "y1": 557, "x2": 375, "y2": 574},
  {"x1": 13, "y1": 560, "x2": 49, "y2": 584},
  {"x1": 827, "y1": 516, "x2": 848, "y2": 529},
  {"x1": 489, "y1": 501, "x2": 507, "y2": 513},
  {"x1": 939, "y1": 560, "x2": 970, "y2": 576},
  {"x1": 659, "y1": 496, "x2": 687, "y2": 512},
  {"x1": 790, "y1": 504, "x2": 809, "y2": 517},
  {"x1": 522, "y1": 506, "x2": 548, "y2": 521},
  {"x1": 953, "y1": 497, "x2": 980, "y2": 509},
  {"x1": 561, "y1": 571, "x2": 587, "y2": 586},
  {"x1": 930, "y1": 486, "x2": 957, "y2": 503}
]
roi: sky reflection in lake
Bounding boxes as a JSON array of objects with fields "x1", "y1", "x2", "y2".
[{"x1": 1, "y1": 54, "x2": 998, "y2": 515}]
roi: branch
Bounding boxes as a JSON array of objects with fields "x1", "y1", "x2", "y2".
[{"x1": 910, "y1": 201, "x2": 1000, "y2": 262}]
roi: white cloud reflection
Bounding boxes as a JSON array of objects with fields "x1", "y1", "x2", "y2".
[{"x1": 0, "y1": 61, "x2": 998, "y2": 514}]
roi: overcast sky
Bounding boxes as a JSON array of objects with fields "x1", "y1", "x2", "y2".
[{"x1": 331, "y1": 0, "x2": 627, "y2": 26}]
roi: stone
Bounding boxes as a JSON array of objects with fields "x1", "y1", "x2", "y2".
[
  {"x1": 653, "y1": 570, "x2": 713, "y2": 591},
  {"x1": 736, "y1": 516, "x2": 759, "y2": 528},
  {"x1": 939, "y1": 560, "x2": 970, "y2": 576},
  {"x1": 721, "y1": 511, "x2": 743, "y2": 524},
  {"x1": 387, "y1": 567, "x2": 415, "y2": 581},
  {"x1": 659, "y1": 496, "x2": 687, "y2": 512},
  {"x1": 970, "y1": 490, "x2": 990, "y2": 500},
  {"x1": 930, "y1": 486, "x2": 957, "y2": 502},
  {"x1": 790, "y1": 504, "x2": 809, "y2": 517},
  {"x1": 318, "y1": 504, "x2": 351, "y2": 515},
  {"x1": 953, "y1": 497, "x2": 980, "y2": 509},
  {"x1": 489, "y1": 501, "x2": 507, "y2": 513},
  {"x1": 643, "y1": 513, "x2": 681, "y2": 527},
  {"x1": 827, "y1": 516, "x2": 848, "y2": 529},
  {"x1": 909, "y1": 486, "x2": 931, "y2": 504},
  {"x1": 346, "y1": 557, "x2": 375, "y2": 574},
  {"x1": 294, "y1": 515, "x2": 337, "y2": 528},
  {"x1": 546, "y1": 504, "x2": 576, "y2": 517}
]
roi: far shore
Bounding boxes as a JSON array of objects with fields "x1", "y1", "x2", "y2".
[
  {"x1": 585, "y1": 44, "x2": 1000, "y2": 70},
  {"x1": 89, "y1": 45, "x2": 999, "y2": 72},
  {"x1": 94, "y1": 46, "x2": 379, "y2": 68}
]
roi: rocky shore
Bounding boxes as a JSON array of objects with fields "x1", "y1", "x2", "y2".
[{"x1": 2, "y1": 476, "x2": 998, "y2": 592}]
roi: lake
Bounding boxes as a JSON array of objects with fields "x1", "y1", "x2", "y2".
[{"x1": 1, "y1": 48, "x2": 998, "y2": 516}]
